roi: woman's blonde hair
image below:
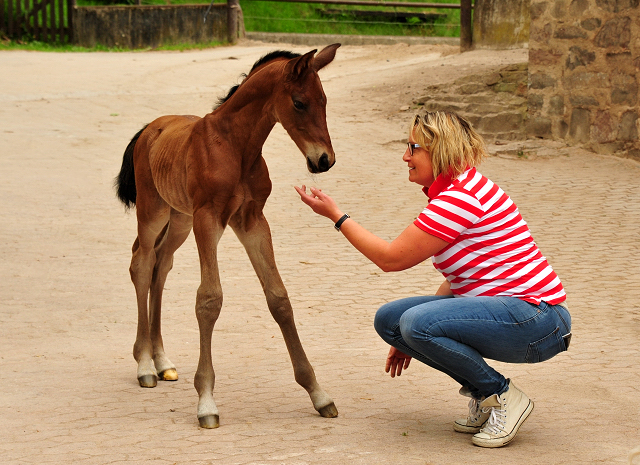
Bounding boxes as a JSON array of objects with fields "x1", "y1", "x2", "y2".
[{"x1": 411, "y1": 111, "x2": 488, "y2": 179}]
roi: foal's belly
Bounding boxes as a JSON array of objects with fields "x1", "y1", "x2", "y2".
[
  {"x1": 153, "y1": 160, "x2": 193, "y2": 215},
  {"x1": 148, "y1": 116, "x2": 199, "y2": 215}
]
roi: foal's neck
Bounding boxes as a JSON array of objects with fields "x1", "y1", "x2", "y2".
[{"x1": 208, "y1": 63, "x2": 285, "y2": 165}]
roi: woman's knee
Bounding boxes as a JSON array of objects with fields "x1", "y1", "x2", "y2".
[
  {"x1": 398, "y1": 305, "x2": 441, "y2": 347},
  {"x1": 373, "y1": 302, "x2": 400, "y2": 341},
  {"x1": 374, "y1": 298, "x2": 421, "y2": 340},
  {"x1": 374, "y1": 296, "x2": 450, "y2": 342}
]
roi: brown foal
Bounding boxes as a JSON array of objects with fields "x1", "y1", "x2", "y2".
[{"x1": 115, "y1": 44, "x2": 340, "y2": 428}]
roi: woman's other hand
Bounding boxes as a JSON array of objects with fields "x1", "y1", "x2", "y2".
[
  {"x1": 295, "y1": 185, "x2": 343, "y2": 223},
  {"x1": 436, "y1": 279, "x2": 453, "y2": 296},
  {"x1": 385, "y1": 346, "x2": 412, "y2": 378}
]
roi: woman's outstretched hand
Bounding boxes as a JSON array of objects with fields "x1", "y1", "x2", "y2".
[
  {"x1": 385, "y1": 346, "x2": 412, "y2": 378},
  {"x1": 294, "y1": 185, "x2": 343, "y2": 223}
]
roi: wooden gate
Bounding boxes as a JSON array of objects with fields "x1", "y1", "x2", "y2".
[{"x1": 0, "y1": 0, "x2": 74, "y2": 42}]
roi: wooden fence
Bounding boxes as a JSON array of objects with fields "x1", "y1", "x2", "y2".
[{"x1": 0, "y1": 0, "x2": 74, "y2": 42}]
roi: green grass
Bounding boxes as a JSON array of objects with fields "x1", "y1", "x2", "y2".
[
  {"x1": 0, "y1": 36, "x2": 225, "y2": 51},
  {"x1": 73, "y1": 0, "x2": 462, "y2": 37},
  {"x1": 240, "y1": 0, "x2": 461, "y2": 37},
  {"x1": 0, "y1": 38, "x2": 114, "y2": 51}
]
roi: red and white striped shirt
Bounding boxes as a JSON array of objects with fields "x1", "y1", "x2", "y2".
[{"x1": 414, "y1": 167, "x2": 566, "y2": 305}]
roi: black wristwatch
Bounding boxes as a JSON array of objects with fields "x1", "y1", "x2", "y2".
[{"x1": 334, "y1": 213, "x2": 350, "y2": 231}]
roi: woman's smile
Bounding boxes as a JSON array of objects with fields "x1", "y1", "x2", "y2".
[{"x1": 403, "y1": 139, "x2": 434, "y2": 187}]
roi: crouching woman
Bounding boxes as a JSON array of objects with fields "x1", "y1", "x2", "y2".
[{"x1": 295, "y1": 111, "x2": 571, "y2": 448}]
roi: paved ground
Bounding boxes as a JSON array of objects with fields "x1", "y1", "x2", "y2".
[{"x1": 1, "y1": 40, "x2": 639, "y2": 464}]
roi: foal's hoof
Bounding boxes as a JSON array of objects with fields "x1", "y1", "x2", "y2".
[
  {"x1": 158, "y1": 368, "x2": 178, "y2": 381},
  {"x1": 138, "y1": 374, "x2": 158, "y2": 388},
  {"x1": 318, "y1": 402, "x2": 339, "y2": 418},
  {"x1": 198, "y1": 414, "x2": 220, "y2": 429}
]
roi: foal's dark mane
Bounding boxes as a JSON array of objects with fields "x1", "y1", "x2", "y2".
[{"x1": 214, "y1": 50, "x2": 302, "y2": 109}]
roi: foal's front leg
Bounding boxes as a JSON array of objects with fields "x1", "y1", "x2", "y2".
[
  {"x1": 192, "y1": 209, "x2": 225, "y2": 428},
  {"x1": 231, "y1": 214, "x2": 338, "y2": 418}
]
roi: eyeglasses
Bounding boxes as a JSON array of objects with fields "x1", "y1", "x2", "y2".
[{"x1": 407, "y1": 142, "x2": 421, "y2": 156}]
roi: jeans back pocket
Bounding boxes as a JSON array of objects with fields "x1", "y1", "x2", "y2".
[{"x1": 525, "y1": 326, "x2": 567, "y2": 363}]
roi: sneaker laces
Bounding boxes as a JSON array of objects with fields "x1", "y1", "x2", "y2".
[
  {"x1": 481, "y1": 405, "x2": 507, "y2": 434},
  {"x1": 468, "y1": 398, "x2": 482, "y2": 422}
]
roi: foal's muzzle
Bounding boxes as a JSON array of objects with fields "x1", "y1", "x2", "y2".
[{"x1": 307, "y1": 153, "x2": 334, "y2": 173}]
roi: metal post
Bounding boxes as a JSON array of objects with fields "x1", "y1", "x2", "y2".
[
  {"x1": 227, "y1": 0, "x2": 238, "y2": 44},
  {"x1": 460, "y1": 0, "x2": 472, "y2": 52}
]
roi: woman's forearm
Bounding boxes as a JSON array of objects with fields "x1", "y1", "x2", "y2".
[
  {"x1": 337, "y1": 218, "x2": 398, "y2": 272},
  {"x1": 295, "y1": 185, "x2": 448, "y2": 272},
  {"x1": 337, "y1": 217, "x2": 448, "y2": 272}
]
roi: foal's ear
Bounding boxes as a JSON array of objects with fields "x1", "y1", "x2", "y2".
[
  {"x1": 285, "y1": 49, "x2": 317, "y2": 79},
  {"x1": 313, "y1": 43, "x2": 341, "y2": 72}
]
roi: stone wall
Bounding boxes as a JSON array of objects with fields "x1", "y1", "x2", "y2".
[
  {"x1": 527, "y1": 0, "x2": 640, "y2": 160},
  {"x1": 473, "y1": 0, "x2": 530, "y2": 49},
  {"x1": 74, "y1": 5, "x2": 228, "y2": 49},
  {"x1": 414, "y1": 63, "x2": 528, "y2": 143}
]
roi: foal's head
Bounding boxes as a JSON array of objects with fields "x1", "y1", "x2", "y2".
[
  {"x1": 216, "y1": 44, "x2": 340, "y2": 174},
  {"x1": 274, "y1": 44, "x2": 340, "y2": 173}
]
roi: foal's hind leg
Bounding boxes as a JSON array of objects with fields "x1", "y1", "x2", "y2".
[
  {"x1": 130, "y1": 206, "x2": 171, "y2": 387},
  {"x1": 148, "y1": 210, "x2": 193, "y2": 382},
  {"x1": 231, "y1": 215, "x2": 338, "y2": 419}
]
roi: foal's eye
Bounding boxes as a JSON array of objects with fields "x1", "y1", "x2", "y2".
[{"x1": 293, "y1": 100, "x2": 305, "y2": 110}]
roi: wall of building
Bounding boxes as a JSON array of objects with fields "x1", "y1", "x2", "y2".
[
  {"x1": 74, "y1": 5, "x2": 227, "y2": 49},
  {"x1": 527, "y1": 0, "x2": 640, "y2": 160},
  {"x1": 473, "y1": 0, "x2": 530, "y2": 49}
]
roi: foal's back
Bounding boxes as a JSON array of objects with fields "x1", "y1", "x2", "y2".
[{"x1": 135, "y1": 114, "x2": 204, "y2": 216}]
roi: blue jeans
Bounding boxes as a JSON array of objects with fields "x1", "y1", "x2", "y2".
[{"x1": 374, "y1": 295, "x2": 571, "y2": 399}]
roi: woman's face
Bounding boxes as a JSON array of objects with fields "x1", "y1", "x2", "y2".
[{"x1": 403, "y1": 134, "x2": 435, "y2": 187}]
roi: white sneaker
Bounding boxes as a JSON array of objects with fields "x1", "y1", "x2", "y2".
[
  {"x1": 472, "y1": 380, "x2": 534, "y2": 448},
  {"x1": 453, "y1": 397, "x2": 490, "y2": 433}
]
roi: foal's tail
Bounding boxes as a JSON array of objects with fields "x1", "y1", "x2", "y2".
[{"x1": 115, "y1": 125, "x2": 147, "y2": 209}]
